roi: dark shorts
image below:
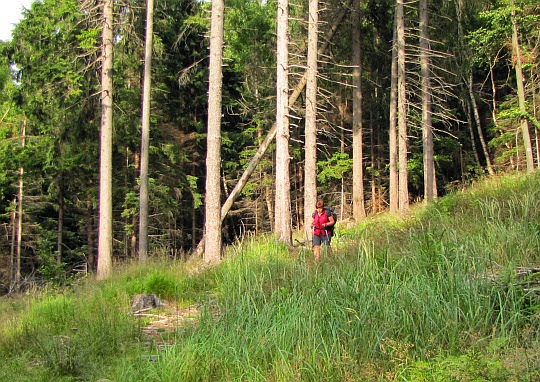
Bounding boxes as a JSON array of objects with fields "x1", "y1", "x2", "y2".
[{"x1": 313, "y1": 233, "x2": 331, "y2": 246}]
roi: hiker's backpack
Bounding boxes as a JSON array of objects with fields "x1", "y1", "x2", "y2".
[{"x1": 313, "y1": 207, "x2": 338, "y2": 235}]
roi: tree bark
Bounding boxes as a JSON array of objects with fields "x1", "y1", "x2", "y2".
[
  {"x1": 511, "y1": 2, "x2": 534, "y2": 172},
  {"x1": 396, "y1": 0, "x2": 409, "y2": 216},
  {"x1": 419, "y1": 0, "x2": 436, "y2": 201},
  {"x1": 304, "y1": 0, "x2": 318, "y2": 240},
  {"x1": 389, "y1": 8, "x2": 399, "y2": 214},
  {"x1": 352, "y1": 0, "x2": 366, "y2": 221},
  {"x1": 275, "y1": 0, "x2": 292, "y2": 245},
  {"x1": 204, "y1": 0, "x2": 225, "y2": 263},
  {"x1": 57, "y1": 178, "x2": 64, "y2": 265},
  {"x1": 97, "y1": 0, "x2": 114, "y2": 280},
  {"x1": 467, "y1": 73, "x2": 495, "y2": 175},
  {"x1": 15, "y1": 121, "x2": 26, "y2": 290},
  {"x1": 138, "y1": 0, "x2": 155, "y2": 263}
]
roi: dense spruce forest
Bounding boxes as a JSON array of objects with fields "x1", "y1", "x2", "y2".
[{"x1": 0, "y1": 0, "x2": 538, "y2": 291}]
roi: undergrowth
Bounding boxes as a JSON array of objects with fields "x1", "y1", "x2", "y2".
[{"x1": 1, "y1": 172, "x2": 540, "y2": 381}]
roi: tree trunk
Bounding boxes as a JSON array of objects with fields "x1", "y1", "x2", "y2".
[
  {"x1": 15, "y1": 121, "x2": 26, "y2": 290},
  {"x1": 138, "y1": 0, "x2": 155, "y2": 263},
  {"x1": 204, "y1": 0, "x2": 225, "y2": 263},
  {"x1": 275, "y1": 0, "x2": 292, "y2": 245},
  {"x1": 396, "y1": 0, "x2": 409, "y2": 216},
  {"x1": 389, "y1": 8, "x2": 399, "y2": 214},
  {"x1": 9, "y1": 199, "x2": 16, "y2": 288},
  {"x1": 511, "y1": 3, "x2": 534, "y2": 173},
  {"x1": 86, "y1": 196, "x2": 95, "y2": 273},
  {"x1": 352, "y1": 0, "x2": 366, "y2": 221},
  {"x1": 419, "y1": 0, "x2": 436, "y2": 202},
  {"x1": 467, "y1": 73, "x2": 495, "y2": 175},
  {"x1": 57, "y1": 178, "x2": 64, "y2": 265},
  {"x1": 304, "y1": 0, "x2": 318, "y2": 240},
  {"x1": 97, "y1": 0, "x2": 114, "y2": 280}
]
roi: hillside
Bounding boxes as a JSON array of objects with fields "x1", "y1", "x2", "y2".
[{"x1": 1, "y1": 172, "x2": 540, "y2": 381}]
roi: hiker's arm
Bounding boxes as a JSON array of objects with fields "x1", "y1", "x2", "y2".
[{"x1": 325, "y1": 215, "x2": 335, "y2": 227}]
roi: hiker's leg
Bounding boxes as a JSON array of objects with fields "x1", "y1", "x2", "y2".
[
  {"x1": 313, "y1": 245, "x2": 321, "y2": 261},
  {"x1": 312, "y1": 235, "x2": 322, "y2": 261}
]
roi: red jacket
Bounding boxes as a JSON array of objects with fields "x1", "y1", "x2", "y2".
[{"x1": 313, "y1": 210, "x2": 331, "y2": 236}]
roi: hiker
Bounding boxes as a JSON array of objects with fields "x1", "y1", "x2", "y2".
[{"x1": 311, "y1": 200, "x2": 335, "y2": 261}]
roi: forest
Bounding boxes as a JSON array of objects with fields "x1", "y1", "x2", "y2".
[{"x1": 0, "y1": 0, "x2": 538, "y2": 292}]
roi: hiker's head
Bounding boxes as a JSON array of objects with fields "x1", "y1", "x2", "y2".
[{"x1": 316, "y1": 200, "x2": 324, "y2": 211}]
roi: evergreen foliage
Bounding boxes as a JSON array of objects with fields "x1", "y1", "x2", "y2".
[{"x1": 0, "y1": 0, "x2": 538, "y2": 287}]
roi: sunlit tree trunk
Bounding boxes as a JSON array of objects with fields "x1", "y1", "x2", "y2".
[
  {"x1": 419, "y1": 0, "x2": 436, "y2": 201},
  {"x1": 511, "y1": 2, "x2": 534, "y2": 173},
  {"x1": 396, "y1": 0, "x2": 409, "y2": 216},
  {"x1": 352, "y1": 0, "x2": 366, "y2": 221},
  {"x1": 468, "y1": 73, "x2": 495, "y2": 175},
  {"x1": 97, "y1": 0, "x2": 114, "y2": 280},
  {"x1": 304, "y1": 0, "x2": 318, "y2": 240},
  {"x1": 15, "y1": 121, "x2": 26, "y2": 290},
  {"x1": 389, "y1": 8, "x2": 399, "y2": 214},
  {"x1": 138, "y1": 0, "x2": 155, "y2": 263},
  {"x1": 204, "y1": 0, "x2": 225, "y2": 263},
  {"x1": 275, "y1": 0, "x2": 292, "y2": 245}
]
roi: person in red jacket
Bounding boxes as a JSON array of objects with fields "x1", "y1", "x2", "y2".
[{"x1": 311, "y1": 200, "x2": 335, "y2": 261}]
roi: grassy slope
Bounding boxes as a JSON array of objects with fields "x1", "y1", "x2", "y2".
[{"x1": 1, "y1": 172, "x2": 540, "y2": 381}]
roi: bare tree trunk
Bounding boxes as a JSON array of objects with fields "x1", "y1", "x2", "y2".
[
  {"x1": 396, "y1": 0, "x2": 409, "y2": 216},
  {"x1": 419, "y1": 0, "x2": 436, "y2": 202},
  {"x1": 138, "y1": 0, "x2": 155, "y2": 263},
  {"x1": 275, "y1": 0, "x2": 292, "y2": 245},
  {"x1": 511, "y1": 2, "x2": 534, "y2": 173},
  {"x1": 14, "y1": 121, "x2": 26, "y2": 290},
  {"x1": 467, "y1": 73, "x2": 495, "y2": 175},
  {"x1": 265, "y1": 180, "x2": 274, "y2": 232},
  {"x1": 304, "y1": 0, "x2": 318, "y2": 240},
  {"x1": 389, "y1": 8, "x2": 399, "y2": 213},
  {"x1": 204, "y1": 0, "x2": 225, "y2": 263},
  {"x1": 57, "y1": 179, "x2": 64, "y2": 265},
  {"x1": 86, "y1": 196, "x2": 95, "y2": 273},
  {"x1": 352, "y1": 0, "x2": 366, "y2": 221},
  {"x1": 532, "y1": 69, "x2": 539, "y2": 168},
  {"x1": 9, "y1": 199, "x2": 16, "y2": 287},
  {"x1": 97, "y1": 0, "x2": 114, "y2": 280}
]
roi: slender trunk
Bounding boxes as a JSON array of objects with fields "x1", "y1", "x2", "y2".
[
  {"x1": 275, "y1": 0, "x2": 292, "y2": 245},
  {"x1": 389, "y1": 8, "x2": 399, "y2": 213},
  {"x1": 97, "y1": 0, "x2": 114, "y2": 280},
  {"x1": 86, "y1": 196, "x2": 95, "y2": 273},
  {"x1": 532, "y1": 69, "x2": 539, "y2": 168},
  {"x1": 352, "y1": 0, "x2": 366, "y2": 221},
  {"x1": 57, "y1": 180, "x2": 64, "y2": 265},
  {"x1": 304, "y1": 0, "x2": 318, "y2": 240},
  {"x1": 397, "y1": 0, "x2": 409, "y2": 216},
  {"x1": 339, "y1": 98, "x2": 346, "y2": 221},
  {"x1": 419, "y1": 0, "x2": 436, "y2": 202},
  {"x1": 204, "y1": 0, "x2": 225, "y2": 262},
  {"x1": 511, "y1": 3, "x2": 534, "y2": 172},
  {"x1": 15, "y1": 121, "x2": 26, "y2": 289},
  {"x1": 138, "y1": 0, "x2": 155, "y2": 262},
  {"x1": 9, "y1": 199, "x2": 16, "y2": 287},
  {"x1": 467, "y1": 73, "x2": 495, "y2": 175},
  {"x1": 463, "y1": 100, "x2": 481, "y2": 170}
]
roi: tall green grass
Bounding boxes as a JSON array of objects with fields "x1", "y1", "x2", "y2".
[{"x1": 1, "y1": 172, "x2": 540, "y2": 381}]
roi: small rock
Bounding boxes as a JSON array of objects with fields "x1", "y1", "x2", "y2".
[{"x1": 131, "y1": 293, "x2": 164, "y2": 312}]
